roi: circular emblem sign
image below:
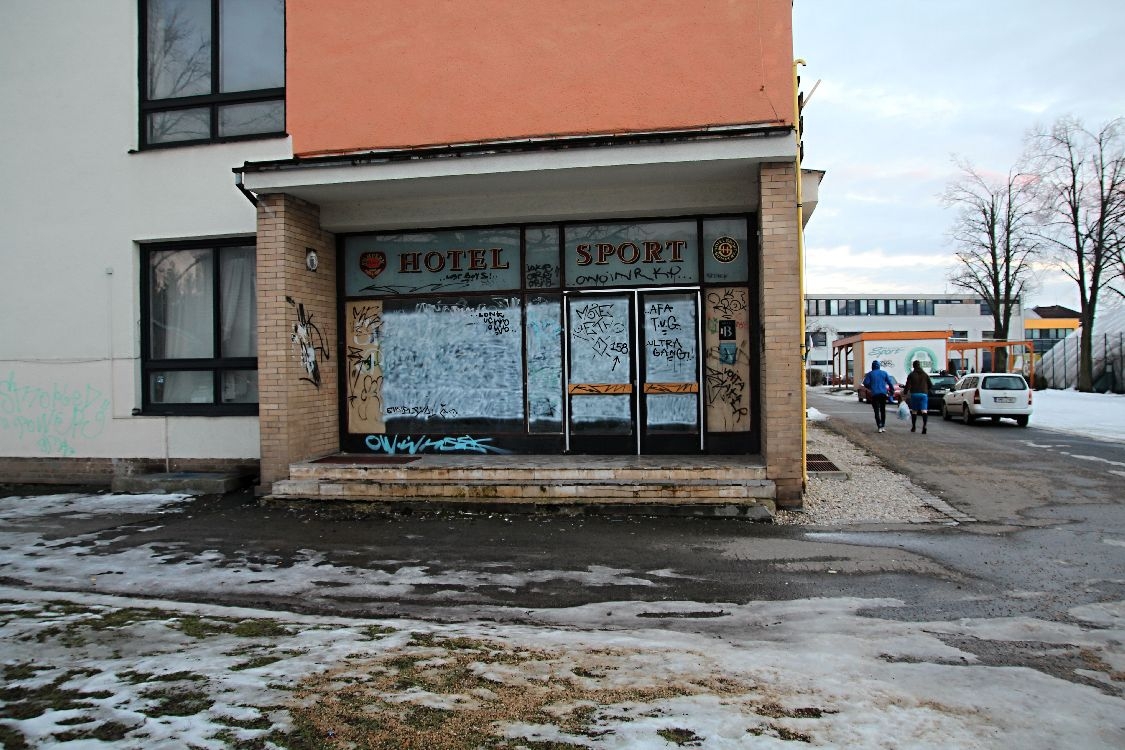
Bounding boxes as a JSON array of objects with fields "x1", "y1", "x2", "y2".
[
  {"x1": 712, "y1": 236, "x2": 740, "y2": 264},
  {"x1": 905, "y1": 346, "x2": 939, "y2": 373},
  {"x1": 359, "y1": 251, "x2": 387, "y2": 279}
]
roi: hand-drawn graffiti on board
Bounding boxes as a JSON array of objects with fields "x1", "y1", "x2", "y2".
[
  {"x1": 346, "y1": 301, "x2": 385, "y2": 433},
  {"x1": 287, "y1": 297, "x2": 330, "y2": 389},
  {"x1": 704, "y1": 287, "x2": 751, "y2": 431}
]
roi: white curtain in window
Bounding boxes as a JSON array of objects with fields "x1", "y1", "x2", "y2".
[
  {"x1": 152, "y1": 249, "x2": 213, "y2": 403},
  {"x1": 220, "y1": 246, "x2": 256, "y2": 357}
]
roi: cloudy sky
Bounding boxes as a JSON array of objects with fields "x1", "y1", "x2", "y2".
[{"x1": 793, "y1": 0, "x2": 1125, "y2": 310}]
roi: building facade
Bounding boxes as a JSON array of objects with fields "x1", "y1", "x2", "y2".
[
  {"x1": 1024, "y1": 305, "x2": 1081, "y2": 357},
  {"x1": 804, "y1": 294, "x2": 1024, "y2": 381},
  {"x1": 1, "y1": 1, "x2": 814, "y2": 503}
]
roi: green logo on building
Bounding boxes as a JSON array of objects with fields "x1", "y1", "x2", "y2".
[{"x1": 905, "y1": 346, "x2": 939, "y2": 373}]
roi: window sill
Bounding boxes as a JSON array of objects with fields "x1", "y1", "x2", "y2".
[{"x1": 129, "y1": 132, "x2": 289, "y2": 154}]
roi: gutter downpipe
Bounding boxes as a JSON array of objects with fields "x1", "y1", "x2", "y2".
[
  {"x1": 794, "y1": 58, "x2": 808, "y2": 492},
  {"x1": 234, "y1": 170, "x2": 260, "y2": 207}
]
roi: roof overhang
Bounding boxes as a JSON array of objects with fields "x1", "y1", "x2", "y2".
[{"x1": 236, "y1": 128, "x2": 803, "y2": 232}]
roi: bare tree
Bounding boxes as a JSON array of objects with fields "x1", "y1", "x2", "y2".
[
  {"x1": 942, "y1": 159, "x2": 1041, "y2": 371},
  {"x1": 1028, "y1": 117, "x2": 1125, "y2": 391}
]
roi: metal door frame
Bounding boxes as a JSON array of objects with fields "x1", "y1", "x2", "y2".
[{"x1": 564, "y1": 286, "x2": 702, "y2": 454}]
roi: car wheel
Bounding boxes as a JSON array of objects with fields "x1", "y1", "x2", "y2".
[
  {"x1": 942, "y1": 403, "x2": 952, "y2": 421},
  {"x1": 1016, "y1": 415, "x2": 1029, "y2": 427},
  {"x1": 962, "y1": 404, "x2": 975, "y2": 425}
]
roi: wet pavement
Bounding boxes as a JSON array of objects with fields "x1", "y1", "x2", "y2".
[{"x1": 0, "y1": 476, "x2": 1118, "y2": 628}]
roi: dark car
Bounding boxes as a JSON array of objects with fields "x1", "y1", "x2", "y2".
[
  {"x1": 926, "y1": 374, "x2": 958, "y2": 413},
  {"x1": 857, "y1": 374, "x2": 903, "y2": 404}
]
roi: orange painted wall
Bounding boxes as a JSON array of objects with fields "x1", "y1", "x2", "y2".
[{"x1": 287, "y1": 0, "x2": 794, "y2": 156}]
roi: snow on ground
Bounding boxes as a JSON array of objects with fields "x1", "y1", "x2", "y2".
[
  {"x1": 0, "y1": 493, "x2": 1122, "y2": 747},
  {"x1": 1023, "y1": 388, "x2": 1125, "y2": 442},
  {"x1": 0, "y1": 587, "x2": 1122, "y2": 749},
  {"x1": 816, "y1": 386, "x2": 1125, "y2": 442}
]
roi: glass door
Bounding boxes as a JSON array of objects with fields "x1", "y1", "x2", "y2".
[
  {"x1": 566, "y1": 294, "x2": 635, "y2": 453},
  {"x1": 640, "y1": 291, "x2": 701, "y2": 453},
  {"x1": 566, "y1": 290, "x2": 702, "y2": 454}
]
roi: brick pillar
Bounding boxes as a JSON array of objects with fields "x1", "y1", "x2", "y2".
[
  {"x1": 256, "y1": 194, "x2": 339, "y2": 488},
  {"x1": 758, "y1": 162, "x2": 804, "y2": 505}
]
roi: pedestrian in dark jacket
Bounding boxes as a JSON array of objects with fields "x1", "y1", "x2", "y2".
[
  {"x1": 861, "y1": 360, "x2": 895, "y2": 432},
  {"x1": 903, "y1": 360, "x2": 934, "y2": 434}
]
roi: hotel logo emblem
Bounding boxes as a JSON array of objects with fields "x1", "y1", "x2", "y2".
[{"x1": 359, "y1": 251, "x2": 387, "y2": 279}]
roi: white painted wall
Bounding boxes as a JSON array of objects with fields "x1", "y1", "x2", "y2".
[{"x1": 0, "y1": 1, "x2": 291, "y2": 461}]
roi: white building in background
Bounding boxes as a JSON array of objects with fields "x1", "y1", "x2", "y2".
[{"x1": 804, "y1": 294, "x2": 1024, "y2": 380}]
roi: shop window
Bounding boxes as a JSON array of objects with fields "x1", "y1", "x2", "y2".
[
  {"x1": 525, "y1": 227, "x2": 561, "y2": 289},
  {"x1": 140, "y1": 0, "x2": 285, "y2": 148},
  {"x1": 526, "y1": 295, "x2": 563, "y2": 432},
  {"x1": 141, "y1": 240, "x2": 258, "y2": 415},
  {"x1": 378, "y1": 296, "x2": 525, "y2": 433},
  {"x1": 703, "y1": 218, "x2": 750, "y2": 284}
]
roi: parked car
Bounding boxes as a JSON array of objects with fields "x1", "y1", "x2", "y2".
[
  {"x1": 926, "y1": 374, "x2": 958, "y2": 414},
  {"x1": 941, "y1": 373, "x2": 1032, "y2": 426},
  {"x1": 857, "y1": 375, "x2": 903, "y2": 404}
]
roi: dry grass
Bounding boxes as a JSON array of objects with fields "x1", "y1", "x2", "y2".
[{"x1": 287, "y1": 635, "x2": 757, "y2": 749}]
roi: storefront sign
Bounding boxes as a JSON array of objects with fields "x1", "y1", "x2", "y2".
[
  {"x1": 344, "y1": 228, "x2": 521, "y2": 296},
  {"x1": 564, "y1": 221, "x2": 699, "y2": 288}
]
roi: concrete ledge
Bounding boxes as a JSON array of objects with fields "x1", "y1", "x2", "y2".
[
  {"x1": 111, "y1": 472, "x2": 250, "y2": 495},
  {"x1": 269, "y1": 478, "x2": 777, "y2": 501},
  {"x1": 259, "y1": 496, "x2": 776, "y2": 521}
]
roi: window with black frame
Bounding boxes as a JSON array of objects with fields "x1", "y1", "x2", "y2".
[
  {"x1": 140, "y1": 0, "x2": 285, "y2": 148},
  {"x1": 141, "y1": 240, "x2": 258, "y2": 414}
]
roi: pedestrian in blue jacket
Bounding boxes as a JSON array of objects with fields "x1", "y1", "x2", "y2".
[{"x1": 862, "y1": 360, "x2": 895, "y2": 433}]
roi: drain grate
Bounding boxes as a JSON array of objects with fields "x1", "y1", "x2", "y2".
[{"x1": 806, "y1": 453, "x2": 842, "y2": 472}]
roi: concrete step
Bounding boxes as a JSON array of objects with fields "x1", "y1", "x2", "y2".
[
  {"x1": 271, "y1": 477, "x2": 776, "y2": 502},
  {"x1": 288, "y1": 463, "x2": 767, "y2": 483},
  {"x1": 270, "y1": 454, "x2": 775, "y2": 513},
  {"x1": 112, "y1": 471, "x2": 250, "y2": 495}
]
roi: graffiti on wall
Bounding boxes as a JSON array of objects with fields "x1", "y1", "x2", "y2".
[
  {"x1": 704, "y1": 287, "x2": 752, "y2": 431},
  {"x1": 287, "y1": 297, "x2": 330, "y2": 389},
  {"x1": 364, "y1": 434, "x2": 509, "y2": 455},
  {"x1": 346, "y1": 301, "x2": 385, "y2": 433},
  {"x1": 0, "y1": 372, "x2": 110, "y2": 456}
]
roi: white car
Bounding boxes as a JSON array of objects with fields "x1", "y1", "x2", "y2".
[{"x1": 942, "y1": 373, "x2": 1032, "y2": 427}]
